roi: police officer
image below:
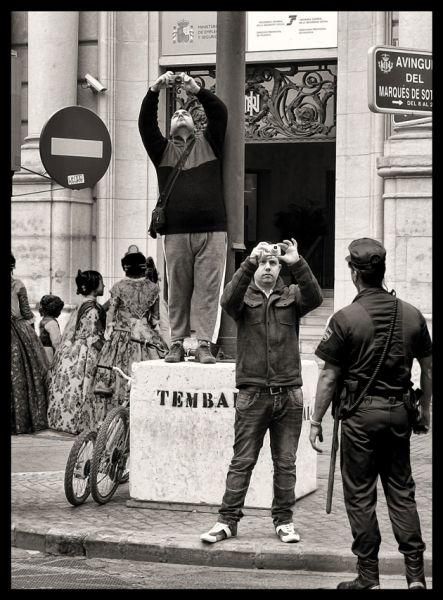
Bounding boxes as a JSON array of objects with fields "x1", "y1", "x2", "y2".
[{"x1": 308, "y1": 238, "x2": 432, "y2": 590}]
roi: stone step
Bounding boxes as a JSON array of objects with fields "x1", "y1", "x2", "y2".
[
  {"x1": 300, "y1": 315, "x2": 330, "y2": 326},
  {"x1": 300, "y1": 352, "x2": 324, "y2": 367},
  {"x1": 300, "y1": 336, "x2": 323, "y2": 355},
  {"x1": 300, "y1": 324, "x2": 328, "y2": 337},
  {"x1": 307, "y1": 304, "x2": 333, "y2": 317},
  {"x1": 322, "y1": 289, "x2": 334, "y2": 298}
]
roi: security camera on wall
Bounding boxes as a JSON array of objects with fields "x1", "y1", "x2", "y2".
[{"x1": 84, "y1": 73, "x2": 107, "y2": 93}]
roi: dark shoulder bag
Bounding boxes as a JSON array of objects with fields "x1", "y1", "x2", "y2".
[{"x1": 148, "y1": 137, "x2": 196, "y2": 239}]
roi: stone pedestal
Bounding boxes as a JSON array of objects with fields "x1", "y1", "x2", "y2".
[{"x1": 130, "y1": 360, "x2": 318, "y2": 508}]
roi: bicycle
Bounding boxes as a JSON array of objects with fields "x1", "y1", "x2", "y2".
[
  {"x1": 63, "y1": 366, "x2": 129, "y2": 506},
  {"x1": 89, "y1": 366, "x2": 132, "y2": 505},
  {"x1": 64, "y1": 428, "x2": 97, "y2": 506}
]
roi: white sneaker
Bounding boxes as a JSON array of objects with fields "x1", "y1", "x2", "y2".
[
  {"x1": 200, "y1": 522, "x2": 235, "y2": 543},
  {"x1": 275, "y1": 522, "x2": 300, "y2": 543}
]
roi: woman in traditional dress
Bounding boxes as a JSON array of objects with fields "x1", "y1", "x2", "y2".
[
  {"x1": 47, "y1": 270, "x2": 106, "y2": 434},
  {"x1": 37, "y1": 294, "x2": 64, "y2": 364},
  {"x1": 11, "y1": 254, "x2": 49, "y2": 434},
  {"x1": 93, "y1": 250, "x2": 168, "y2": 407}
]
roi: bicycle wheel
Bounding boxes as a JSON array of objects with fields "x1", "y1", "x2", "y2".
[
  {"x1": 64, "y1": 430, "x2": 96, "y2": 506},
  {"x1": 90, "y1": 406, "x2": 129, "y2": 504}
]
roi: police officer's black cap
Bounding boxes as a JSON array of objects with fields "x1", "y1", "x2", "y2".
[{"x1": 345, "y1": 238, "x2": 386, "y2": 270}]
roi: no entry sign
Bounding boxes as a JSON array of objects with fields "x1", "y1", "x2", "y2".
[
  {"x1": 368, "y1": 45, "x2": 432, "y2": 115},
  {"x1": 39, "y1": 106, "x2": 112, "y2": 190}
]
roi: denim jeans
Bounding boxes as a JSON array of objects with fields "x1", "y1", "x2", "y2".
[{"x1": 218, "y1": 386, "x2": 304, "y2": 531}]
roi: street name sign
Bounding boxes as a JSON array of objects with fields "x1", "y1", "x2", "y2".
[
  {"x1": 368, "y1": 45, "x2": 432, "y2": 115},
  {"x1": 39, "y1": 106, "x2": 112, "y2": 190}
]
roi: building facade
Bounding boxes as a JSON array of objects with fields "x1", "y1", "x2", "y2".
[{"x1": 11, "y1": 11, "x2": 432, "y2": 352}]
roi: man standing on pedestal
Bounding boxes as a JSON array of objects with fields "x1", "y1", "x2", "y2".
[{"x1": 138, "y1": 71, "x2": 228, "y2": 364}]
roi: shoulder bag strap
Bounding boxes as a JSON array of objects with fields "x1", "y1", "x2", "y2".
[
  {"x1": 156, "y1": 136, "x2": 196, "y2": 209},
  {"x1": 345, "y1": 294, "x2": 398, "y2": 416}
]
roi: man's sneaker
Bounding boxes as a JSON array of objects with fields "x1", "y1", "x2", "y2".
[
  {"x1": 195, "y1": 341, "x2": 216, "y2": 364},
  {"x1": 200, "y1": 522, "x2": 236, "y2": 543},
  {"x1": 164, "y1": 341, "x2": 185, "y2": 363},
  {"x1": 275, "y1": 522, "x2": 300, "y2": 543}
]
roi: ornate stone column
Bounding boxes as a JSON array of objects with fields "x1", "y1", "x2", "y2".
[
  {"x1": 377, "y1": 12, "x2": 432, "y2": 323},
  {"x1": 12, "y1": 12, "x2": 93, "y2": 320}
]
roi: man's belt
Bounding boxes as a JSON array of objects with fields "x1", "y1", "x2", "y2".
[
  {"x1": 262, "y1": 386, "x2": 296, "y2": 396},
  {"x1": 240, "y1": 385, "x2": 299, "y2": 396}
]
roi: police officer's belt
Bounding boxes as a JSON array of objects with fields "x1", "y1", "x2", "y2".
[{"x1": 363, "y1": 390, "x2": 409, "y2": 403}]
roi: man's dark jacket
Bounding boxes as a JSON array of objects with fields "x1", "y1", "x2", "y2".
[
  {"x1": 138, "y1": 88, "x2": 228, "y2": 235},
  {"x1": 221, "y1": 257, "x2": 323, "y2": 388}
]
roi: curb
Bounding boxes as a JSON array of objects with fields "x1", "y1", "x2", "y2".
[{"x1": 11, "y1": 522, "x2": 432, "y2": 576}]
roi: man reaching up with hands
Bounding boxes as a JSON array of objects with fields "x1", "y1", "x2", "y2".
[
  {"x1": 200, "y1": 239, "x2": 323, "y2": 544},
  {"x1": 138, "y1": 71, "x2": 228, "y2": 364}
]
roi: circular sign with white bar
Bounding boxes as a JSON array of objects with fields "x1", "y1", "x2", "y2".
[{"x1": 39, "y1": 105, "x2": 112, "y2": 190}]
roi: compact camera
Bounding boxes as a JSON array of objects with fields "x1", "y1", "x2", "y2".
[
  {"x1": 169, "y1": 75, "x2": 183, "y2": 87},
  {"x1": 267, "y1": 244, "x2": 281, "y2": 257}
]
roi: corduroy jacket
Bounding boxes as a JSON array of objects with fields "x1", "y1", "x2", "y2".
[{"x1": 221, "y1": 256, "x2": 323, "y2": 388}]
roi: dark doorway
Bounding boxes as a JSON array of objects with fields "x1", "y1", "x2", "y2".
[{"x1": 244, "y1": 142, "x2": 335, "y2": 289}]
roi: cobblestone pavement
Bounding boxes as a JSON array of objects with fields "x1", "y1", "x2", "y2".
[{"x1": 11, "y1": 415, "x2": 432, "y2": 576}]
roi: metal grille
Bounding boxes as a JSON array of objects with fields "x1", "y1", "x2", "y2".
[{"x1": 166, "y1": 62, "x2": 337, "y2": 142}]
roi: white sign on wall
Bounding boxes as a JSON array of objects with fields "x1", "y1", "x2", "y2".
[
  {"x1": 161, "y1": 11, "x2": 217, "y2": 56},
  {"x1": 247, "y1": 11, "x2": 338, "y2": 52},
  {"x1": 161, "y1": 11, "x2": 338, "y2": 57}
]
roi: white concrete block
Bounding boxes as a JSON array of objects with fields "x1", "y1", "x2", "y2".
[{"x1": 130, "y1": 360, "x2": 319, "y2": 508}]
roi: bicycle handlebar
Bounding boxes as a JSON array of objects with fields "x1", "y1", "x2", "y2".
[
  {"x1": 96, "y1": 364, "x2": 133, "y2": 384},
  {"x1": 111, "y1": 366, "x2": 132, "y2": 383}
]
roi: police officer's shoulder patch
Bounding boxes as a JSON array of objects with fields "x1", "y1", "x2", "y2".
[{"x1": 321, "y1": 326, "x2": 333, "y2": 342}]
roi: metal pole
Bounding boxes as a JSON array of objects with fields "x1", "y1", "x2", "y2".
[{"x1": 215, "y1": 11, "x2": 246, "y2": 358}]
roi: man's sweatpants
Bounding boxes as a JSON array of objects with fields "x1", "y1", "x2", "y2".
[{"x1": 163, "y1": 231, "x2": 227, "y2": 344}]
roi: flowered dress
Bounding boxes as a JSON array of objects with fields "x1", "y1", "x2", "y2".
[
  {"x1": 47, "y1": 297, "x2": 106, "y2": 434},
  {"x1": 11, "y1": 277, "x2": 49, "y2": 434},
  {"x1": 93, "y1": 277, "x2": 168, "y2": 407}
]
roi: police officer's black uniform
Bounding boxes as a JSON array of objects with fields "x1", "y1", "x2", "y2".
[{"x1": 315, "y1": 238, "x2": 432, "y2": 588}]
